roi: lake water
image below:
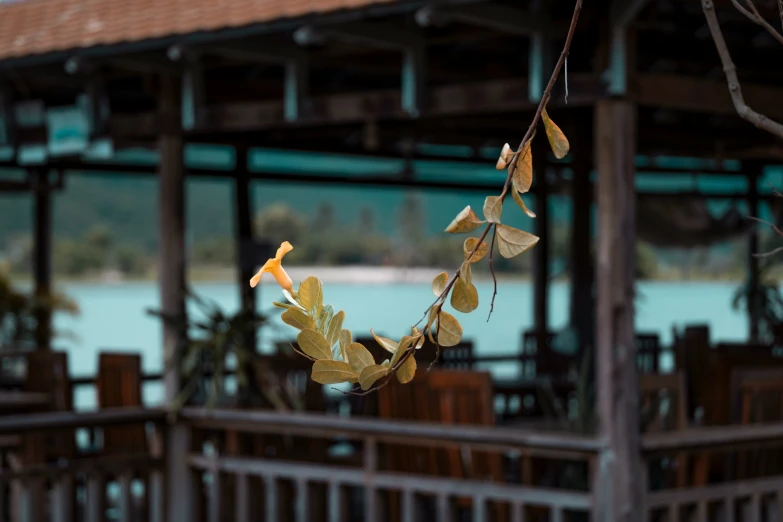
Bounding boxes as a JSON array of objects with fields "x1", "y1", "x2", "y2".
[{"x1": 52, "y1": 280, "x2": 748, "y2": 409}]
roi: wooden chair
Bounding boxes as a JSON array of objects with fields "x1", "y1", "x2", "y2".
[
  {"x1": 635, "y1": 333, "x2": 661, "y2": 375},
  {"x1": 416, "y1": 338, "x2": 475, "y2": 370},
  {"x1": 522, "y1": 330, "x2": 566, "y2": 377},
  {"x1": 96, "y1": 352, "x2": 147, "y2": 454}
]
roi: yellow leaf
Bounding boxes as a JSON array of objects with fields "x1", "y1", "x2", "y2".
[
  {"x1": 511, "y1": 140, "x2": 534, "y2": 194},
  {"x1": 371, "y1": 329, "x2": 399, "y2": 354},
  {"x1": 483, "y1": 196, "x2": 503, "y2": 223},
  {"x1": 462, "y1": 261, "x2": 473, "y2": 286},
  {"x1": 397, "y1": 355, "x2": 417, "y2": 384},
  {"x1": 298, "y1": 276, "x2": 323, "y2": 313},
  {"x1": 359, "y1": 364, "x2": 389, "y2": 390},
  {"x1": 326, "y1": 310, "x2": 345, "y2": 348},
  {"x1": 346, "y1": 342, "x2": 375, "y2": 373},
  {"x1": 318, "y1": 304, "x2": 334, "y2": 336},
  {"x1": 542, "y1": 108, "x2": 570, "y2": 159},
  {"x1": 312, "y1": 360, "x2": 357, "y2": 384},
  {"x1": 410, "y1": 328, "x2": 425, "y2": 349},
  {"x1": 281, "y1": 308, "x2": 315, "y2": 331},
  {"x1": 339, "y1": 329, "x2": 352, "y2": 361},
  {"x1": 431, "y1": 272, "x2": 449, "y2": 297},
  {"x1": 272, "y1": 301, "x2": 295, "y2": 310},
  {"x1": 445, "y1": 206, "x2": 486, "y2": 234},
  {"x1": 496, "y1": 143, "x2": 513, "y2": 170},
  {"x1": 451, "y1": 276, "x2": 479, "y2": 313},
  {"x1": 436, "y1": 310, "x2": 463, "y2": 347},
  {"x1": 391, "y1": 336, "x2": 414, "y2": 367},
  {"x1": 297, "y1": 328, "x2": 332, "y2": 360},
  {"x1": 496, "y1": 224, "x2": 539, "y2": 258},
  {"x1": 426, "y1": 307, "x2": 439, "y2": 343},
  {"x1": 463, "y1": 238, "x2": 488, "y2": 264},
  {"x1": 511, "y1": 188, "x2": 536, "y2": 218}
]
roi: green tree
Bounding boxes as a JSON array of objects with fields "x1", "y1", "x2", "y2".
[{"x1": 254, "y1": 204, "x2": 307, "y2": 262}]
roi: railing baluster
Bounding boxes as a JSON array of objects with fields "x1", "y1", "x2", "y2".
[
  {"x1": 472, "y1": 495, "x2": 485, "y2": 522},
  {"x1": 19, "y1": 477, "x2": 43, "y2": 522},
  {"x1": 86, "y1": 473, "x2": 105, "y2": 522},
  {"x1": 117, "y1": 472, "x2": 133, "y2": 522},
  {"x1": 402, "y1": 489, "x2": 414, "y2": 522},
  {"x1": 235, "y1": 473, "x2": 249, "y2": 522},
  {"x1": 52, "y1": 475, "x2": 74, "y2": 522},
  {"x1": 551, "y1": 506, "x2": 563, "y2": 522},
  {"x1": 667, "y1": 503, "x2": 679, "y2": 522},
  {"x1": 208, "y1": 463, "x2": 221, "y2": 522},
  {"x1": 265, "y1": 476, "x2": 278, "y2": 522},
  {"x1": 436, "y1": 493, "x2": 450, "y2": 522},
  {"x1": 363, "y1": 437, "x2": 377, "y2": 522},
  {"x1": 296, "y1": 479, "x2": 309, "y2": 522},
  {"x1": 724, "y1": 497, "x2": 735, "y2": 522},
  {"x1": 328, "y1": 481, "x2": 342, "y2": 522},
  {"x1": 750, "y1": 493, "x2": 761, "y2": 522},
  {"x1": 511, "y1": 503, "x2": 525, "y2": 522},
  {"x1": 148, "y1": 467, "x2": 164, "y2": 522},
  {"x1": 695, "y1": 500, "x2": 708, "y2": 522}
]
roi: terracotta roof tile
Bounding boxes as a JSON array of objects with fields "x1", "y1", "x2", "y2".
[{"x1": 0, "y1": 0, "x2": 396, "y2": 61}]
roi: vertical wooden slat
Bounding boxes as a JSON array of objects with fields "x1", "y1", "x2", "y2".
[
  {"x1": 165, "y1": 424, "x2": 193, "y2": 522},
  {"x1": 511, "y1": 502, "x2": 525, "y2": 522},
  {"x1": 724, "y1": 497, "x2": 735, "y2": 522},
  {"x1": 472, "y1": 496, "x2": 485, "y2": 522},
  {"x1": 148, "y1": 468, "x2": 164, "y2": 522},
  {"x1": 695, "y1": 500, "x2": 708, "y2": 522},
  {"x1": 295, "y1": 479, "x2": 309, "y2": 522},
  {"x1": 436, "y1": 494, "x2": 449, "y2": 522},
  {"x1": 207, "y1": 466, "x2": 221, "y2": 522},
  {"x1": 746, "y1": 166, "x2": 761, "y2": 342},
  {"x1": 401, "y1": 489, "x2": 414, "y2": 522},
  {"x1": 750, "y1": 493, "x2": 761, "y2": 522},
  {"x1": 551, "y1": 506, "x2": 563, "y2": 522},
  {"x1": 235, "y1": 473, "x2": 249, "y2": 522},
  {"x1": 117, "y1": 472, "x2": 132, "y2": 522},
  {"x1": 86, "y1": 474, "x2": 105, "y2": 522},
  {"x1": 363, "y1": 437, "x2": 377, "y2": 522},
  {"x1": 19, "y1": 478, "x2": 43, "y2": 522},
  {"x1": 52, "y1": 475, "x2": 74, "y2": 522},
  {"x1": 265, "y1": 477, "x2": 278, "y2": 522},
  {"x1": 328, "y1": 481, "x2": 342, "y2": 522},
  {"x1": 667, "y1": 503, "x2": 679, "y2": 522}
]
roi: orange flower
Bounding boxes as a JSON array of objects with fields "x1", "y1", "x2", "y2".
[{"x1": 249, "y1": 241, "x2": 294, "y2": 292}]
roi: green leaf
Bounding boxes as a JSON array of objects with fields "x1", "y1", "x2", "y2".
[
  {"x1": 317, "y1": 304, "x2": 335, "y2": 336},
  {"x1": 436, "y1": 310, "x2": 463, "y2": 347},
  {"x1": 496, "y1": 224, "x2": 539, "y2": 258},
  {"x1": 511, "y1": 140, "x2": 534, "y2": 193},
  {"x1": 391, "y1": 336, "x2": 414, "y2": 367},
  {"x1": 511, "y1": 188, "x2": 536, "y2": 218},
  {"x1": 339, "y1": 329, "x2": 352, "y2": 361},
  {"x1": 346, "y1": 342, "x2": 375, "y2": 373},
  {"x1": 542, "y1": 108, "x2": 570, "y2": 159},
  {"x1": 445, "y1": 206, "x2": 486, "y2": 234},
  {"x1": 397, "y1": 355, "x2": 417, "y2": 384},
  {"x1": 483, "y1": 196, "x2": 503, "y2": 224},
  {"x1": 431, "y1": 272, "x2": 449, "y2": 297},
  {"x1": 326, "y1": 310, "x2": 345, "y2": 348},
  {"x1": 312, "y1": 360, "x2": 358, "y2": 384},
  {"x1": 281, "y1": 308, "x2": 315, "y2": 331},
  {"x1": 463, "y1": 238, "x2": 488, "y2": 264},
  {"x1": 371, "y1": 329, "x2": 399, "y2": 354},
  {"x1": 451, "y1": 276, "x2": 479, "y2": 313},
  {"x1": 298, "y1": 276, "x2": 323, "y2": 313},
  {"x1": 272, "y1": 301, "x2": 295, "y2": 310},
  {"x1": 297, "y1": 328, "x2": 332, "y2": 360},
  {"x1": 359, "y1": 364, "x2": 389, "y2": 391}
]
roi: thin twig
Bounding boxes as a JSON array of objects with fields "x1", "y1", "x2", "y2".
[
  {"x1": 730, "y1": 0, "x2": 783, "y2": 46},
  {"x1": 487, "y1": 225, "x2": 499, "y2": 322},
  {"x1": 702, "y1": 0, "x2": 783, "y2": 139},
  {"x1": 778, "y1": 0, "x2": 783, "y2": 32}
]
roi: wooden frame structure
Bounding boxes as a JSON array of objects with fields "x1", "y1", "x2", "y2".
[{"x1": 1, "y1": 0, "x2": 783, "y2": 520}]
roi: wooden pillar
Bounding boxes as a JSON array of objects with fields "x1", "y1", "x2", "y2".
[
  {"x1": 593, "y1": 99, "x2": 643, "y2": 522},
  {"x1": 32, "y1": 169, "x2": 52, "y2": 350},
  {"x1": 234, "y1": 147, "x2": 257, "y2": 327},
  {"x1": 746, "y1": 165, "x2": 761, "y2": 342},
  {"x1": 569, "y1": 126, "x2": 594, "y2": 352},
  {"x1": 157, "y1": 74, "x2": 186, "y2": 401},
  {"x1": 532, "y1": 140, "x2": 550, "y2": 352}
]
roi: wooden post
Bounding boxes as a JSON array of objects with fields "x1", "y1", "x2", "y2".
[
  {"x1": 594, "y1": 100, "x2": 643, "y2": 522},
  {"x1": 234, "y1": 146, "x2": 257, "y2": 350},
  {"x1": 32, "y1": 169, "x2": 52, "y2": 350},
  {"x1": 532, "y1": 140, "x2": 550, "y2": 355},
  {"x1": 746, "y1": 165, "x2": 761, "y2": 342},
  {"x1": 569, "y1": 128, "x2": 594, "y2": 352},
  {"x1": 157, "y1": 74, "x2": 186, "y2": 401}
]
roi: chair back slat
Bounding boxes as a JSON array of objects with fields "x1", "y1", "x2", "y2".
[{"x1": 96, "y1": 352, "x2": 146, "y2": 454}]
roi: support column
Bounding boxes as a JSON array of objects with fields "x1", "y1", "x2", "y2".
[
  {"x1": 32, "y1": 169, "x2": 52, "y2": 349},
  {"x1": 234, "y1": 146, "x2": 257, "y2": 349},
  {"x1": 594, "y1": 100, "x2": 643, "y2": 522},
  {"x1": 746, "y1": 166, "x2": 761, "y2": 342},
  {"x1": 157, "y1": 74, "x2": 186, "y2": 401},
  {"x1": 569, "y1": 126, "x2": 594, "y2": 353},
  {"x1": 532, "y1": 140, "x2": 550, "y2": 354}
]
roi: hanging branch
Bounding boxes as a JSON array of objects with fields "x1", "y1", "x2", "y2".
[{"x1": 702, "y1": 0, "x2": 783, "y2": 139}]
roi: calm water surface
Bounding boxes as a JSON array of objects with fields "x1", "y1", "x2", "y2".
[{"x1": 51, "y1": 280, "x2": 747, "y2": 409}]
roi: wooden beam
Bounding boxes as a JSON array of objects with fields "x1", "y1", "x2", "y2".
[
  {"x1": 633, "y1": 73, "x2": 783, "y2": 121},
  {"x1": 157, "y1": 74, "x2": 186, "y2": 402},
  {"x1": 111, "y1": 74, "x2": 602, "y2": 137},
  {"x1": 32, "y1": 169, "x2": 52, "y2": 350},
  {"x1": 594, "y1": 99, "x2": 643, "y2": 522}
]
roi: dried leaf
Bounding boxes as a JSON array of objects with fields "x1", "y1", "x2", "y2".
[
  {"x1": 281, "y1": 308, "x2": 315, "y2": 331},
  {"x1": 462, "y1": 262, "x2": 473, "y2": 286},
  {"x1": 436, "y1": 310, "x2": 463, "y2": 347},
  {"x1": 298, "y1": 276, "x2": 323, "y2": 313},
  {"x1": 371, "y1": 329, "x2": 399, "y2": 354},
  {"x1": 511, "y1": 188, "x2": 536, "y2": 218},
  {"x1": 272, "y1": 301, "x2": 296, "y2": 310},
  {"x1": 496, "y1": 224, "x2": 539, "y2": 258},
  {"x1": 445, "y1": 206, "x2": 486, "y2": 234},
  {"x1": 483, "y1": 196, "x2": 503, "y2": 224},
  {"x1": 339, "y1": 329, "x2": 352, "y2": 361},
  {"x1": 511, "y1": 140, "x2": 534, "y2": 193},
  {"x1": 542, "y1": 108, "x2": 570, "y2": 159},
  {"x1": 463, "y1": 238, "x2": 488, "y2": 263},
  {"x1": 312, "y1": 360, "x2": 357, "y2": 384},
  {"x1": 431, "y1": 272, "x2": 449, "y2": 297},
  {"x1": 297, "y1": 328, "x2": 332, "y2": 360},
  {"x1": 451, "y1": 276, "x2": 479, "y2": 313},
  {"x1": 359, "y1": 364, "x2": 389, "y2": 390},
  {"x1": 326, "y1": 310, "x2": 345, "y2": 348},
  {"x1": 346, "y1": 342, "x2": 375, "y2": 373},
  {"x1": 426, "y1": 307, "x2": 439, "y2": 343},
  {"x1": 496, "y1": 143, "x2": 512, "y2": 170},
  {"x1": 397, "y1": 355, "x2": 417, "y2": 384},
  {"x1": 391, "y1": 336, "x2": 414, "y2": 367}
]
